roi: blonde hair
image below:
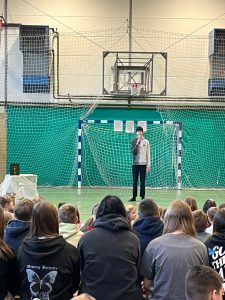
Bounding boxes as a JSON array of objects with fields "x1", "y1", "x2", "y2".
[
  {"x1": 126, "y1": 205, "x2": 136, "y2": 211},
  {"x1": 163, "y1": 200, "x2": 196, "y2": 237}
]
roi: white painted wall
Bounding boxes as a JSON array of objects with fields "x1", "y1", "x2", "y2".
[
  {"x1": 0, "y1": 0, "x2": 225, "y2": 101},
  {"x1": 3, "y1": 0, "x2": 225, "y2": 34}
]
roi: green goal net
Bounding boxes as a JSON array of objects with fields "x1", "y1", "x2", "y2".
[{"x1": 79, "y1": 120, "x2": 181, "y2": 189}]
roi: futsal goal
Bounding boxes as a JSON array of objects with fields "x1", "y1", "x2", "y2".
[{"x1": 77, "y1": 119, "x2": 182, "y2": 189}]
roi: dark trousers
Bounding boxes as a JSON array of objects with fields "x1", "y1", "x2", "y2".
[{"x1": 132, "y1": 165, "x2": 146, "y2": 199}]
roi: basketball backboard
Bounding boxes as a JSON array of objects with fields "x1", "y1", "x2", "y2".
[{"x1": 103, "y1": 51, "x2": 167, "y2": 97}]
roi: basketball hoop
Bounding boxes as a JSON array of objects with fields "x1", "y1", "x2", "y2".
[{"x1": 128, "y1": 83, "x2": 143, "y2": 96}]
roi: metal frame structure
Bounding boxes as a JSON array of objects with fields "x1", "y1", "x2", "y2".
[
  {"x1": 103, "y1": 51, "x2": 167, "y2": 97},
  {"x1": 77, "y1": 119, "x2": 182, "y2": 189}
]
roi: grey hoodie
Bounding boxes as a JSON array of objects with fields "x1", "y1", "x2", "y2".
[{"x1": 131, "y1": 137, "x2": 150, "y2": 167}]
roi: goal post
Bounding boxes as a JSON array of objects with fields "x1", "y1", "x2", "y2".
[{"x1": 77, "y1": 119, "x2": 182, "y2": 190}]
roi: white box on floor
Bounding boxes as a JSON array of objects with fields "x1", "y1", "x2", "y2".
[{"x1": 0, "y1": 174, "x2": 38, "y2": 200}]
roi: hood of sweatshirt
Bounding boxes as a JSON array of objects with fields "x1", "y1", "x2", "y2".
[
  {"x1": 22, "y1": 235, "x2": 68, "y2": 260},
  {"x1": 133, "y1": 216, "x2": 164, "y2": 237},
  {"x1": 59, "y1": 222, "x2": 83, "y2": 239},
  {"x1": 4, "y1": 219, "x2": 30, "y2": 239},
  {"x1": 94, "y1": 214, "x2": 130, "y2": 232},
  {"x1": 207, "y1": 232, "x2": 225, "y2": 244}
]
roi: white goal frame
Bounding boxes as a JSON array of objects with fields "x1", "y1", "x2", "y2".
[{"x1": 77, "y1": 119, "x2": 182, "y2": 189}]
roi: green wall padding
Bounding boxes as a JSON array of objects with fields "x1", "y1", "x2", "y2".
[{"x1": 6, "y1": 106, "x2": 225, "y2": 188}]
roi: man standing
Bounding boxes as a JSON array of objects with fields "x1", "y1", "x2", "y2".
[{"x1": 130, "y1": 126, "x2": 150, "y2": 201}]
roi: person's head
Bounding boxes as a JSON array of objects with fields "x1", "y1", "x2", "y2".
[
  {"x1": 72, "y1": 293, "x2": 96, "y2": 300},
  {"x1": 213, "y1": 208, "x2": 225, "y2": 234},
  {"x1": 207, "y1": 207, "x2": 219, "y2": 225},
  {"x1": 28, "y1": 201, "x2": 59, "y2": 238},
  {"x1": 32, "y1": 194, "x2": 45, "y2": 204},
  {"x1": 91, "y1": 204, "x2": 99, "y2": 222},
  {"x1": 0, "y1": 206, "x2": 14, "y2": 260},
  {"x1": 126, "y1": 205, "x2": 137, "y2": 222},
  {"x1": 58, "y1": 202, "x2": 66, "y2": 210},
  {"x1": 219, "y1": 203, "x2": 225, "y2": 210},
  {"x1": 138, "y1": 198, "x2": 159, "y2": 218},
  {"x1": 203, "y1": 199, "x2": 217, "y2": 214},
  {"x1": 0, "y1": 207, "x2": 4, "y2": 239},
  {"x1": 192, "y1": 209, "x2": 208, "y2": 233},
  {"x1": 6, "y1": 193, "x2": 16, "y2": 205},
  {"x1": 161, "y1": 208, "x2": 167, "y2": 220},
  {"x1": 0, "y1": 195, "x2": 14, "y2": 212},
  {"x1": 186, "y1": 265, "x2": 224, "y2": 300},
  {"x1": 158, "y1": 206, "x2": 163, "y2": 218},
  {"x1": 184, "y1": 196, "x2": 198, "y2": 212},
  {"x1": 96, "y1": 195, "x2": 127, "y2": 219},
  {"x1": 163, "y1": 200, "x2": 195, "y2": 237},
  {"x1": 14, "y1": 199, "x2": 34, "y2": 221},
  {"x1": 58, "y1": 204, "x2": 80, "y2": 224},
  {"x1": 136, "y1": 126, "x2": 143, "y2": 133},
  {"x1": 136, "y1": 126, "x2": 144, "y2": 138},
  {"x1": 3, "y1": 211, "x2": 13, "y2": 228}
]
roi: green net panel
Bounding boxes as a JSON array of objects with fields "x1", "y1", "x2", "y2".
[{"x1": 80, "y1": 120, "x2": 180, "y2": 189}]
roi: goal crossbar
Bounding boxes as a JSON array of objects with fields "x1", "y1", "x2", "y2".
[{"x1": 77, "y1": 119, "x2": 182, "y2": 189}]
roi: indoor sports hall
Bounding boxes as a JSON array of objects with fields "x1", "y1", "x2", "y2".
[{"x1": 1, "y1": 0, "x2": 225, "y2": 220}]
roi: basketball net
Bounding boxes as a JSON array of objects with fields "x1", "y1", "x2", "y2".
[{"x1": 128, "y1": 83, "x2": 143, "y2": 96}]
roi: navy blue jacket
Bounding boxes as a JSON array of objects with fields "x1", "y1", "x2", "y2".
[
  {"x1": 4, "y1": 219, "x2": 30, "y2": 255},
  {"x1": 133, "y1": 216, "x2": 164, "y2": 256}
]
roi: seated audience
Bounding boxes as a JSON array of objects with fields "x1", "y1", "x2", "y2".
[
  {"x1": 4, "y1": 199, "x2": 34, "y2": 255},
  {"x1": 158, "y1": 206, "x2": 163, "y2": 219},
  {"x1": 161, "y1": 207, "x2": 167, "y2": 220},
  {"x1": 58, "y1": 203, "x2": 83, "y2": 247},
  {"x1": 3, "y1": 211, "x2": 14, "y2": 228},
  {"x1": 0, "y1": 207, "x2": 19, "y2": 300},
  {"x1": 184, "y1": 196, "x2": 198, "y2": 212},
  {"x1": 203, "y1": 199, "x2": 217, "y2": 214},
  {"x1": 17, "y1": 201, "x2": 80, "y2": 300},
  {"x1": 80, "y1": 203, "x2": 99, "y2": 233},
  {"x1": 141, "y1": 200, "x2": 209, "y2": 300},
  {"x1": 205, "y1": 208, "x2": 225, "y2": 297},
  {"x1": 125, "y1": 204, "x2": 137, "y2": 224},
  {"x1": 186, "y1": 265, "x2": 224, "y2": 300},
  {"x1": 0, "y1": 195, "x2": 14, "y2": 227},
  {"x1": 192, "y1": 209, "x2": 211, "y2": 243},
  {"x1": 0, "y1": 195, "x2": 14, "y2": 213},
  {"x1": 219, "y1": 203, "x2": 225, "y2": 210},
  {"x1": 58, "y1": 202, "x2": 66, "y2": 210},
  {"x1": 78, "y1": 195, "x2": 143, "y2": 300},
  {"x1": 133, "y1": 198, "x2": 163, "y2": 256},
  {"x1": 206, "y1": 207, "x2": 219, "y2": 234}
]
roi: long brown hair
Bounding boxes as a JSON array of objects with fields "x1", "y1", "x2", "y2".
[
  {"x1": 27, "y1": 201, "x2": 59, "y2": 238},
  {"x1": 184, "y1": 196, "x2": 198, "y2": 212},
  {"x1": 0, "y1": 207, "x2": 14, "y2": 260},
  {"x1": 163, "y1": 200, "x2": 196, "y2": 237}
]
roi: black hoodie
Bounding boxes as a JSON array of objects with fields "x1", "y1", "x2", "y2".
[
  {"x1": 205, "y1": 233, "x2": 225, "y2": 300},
  {"x1": 78, "y1": 214, "x2": 143, "y2": 300},
  {"x1": 18, "y1": 235, "x2": 80, "y2": 300}
]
